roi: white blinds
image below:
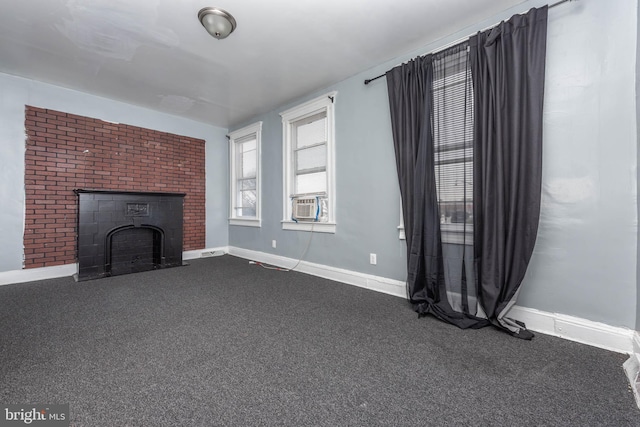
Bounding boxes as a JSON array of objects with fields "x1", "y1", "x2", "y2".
[{"x1": 432, "y1": 45, "x2": 474, "y2": 228}]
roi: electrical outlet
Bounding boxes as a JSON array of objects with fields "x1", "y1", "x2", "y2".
[
  {"x1": 272, "y1": 240, "x2": 277, "y2": 248},
  {"x1": 370, "y1": 253, "x2": 377, "y2": 265}
]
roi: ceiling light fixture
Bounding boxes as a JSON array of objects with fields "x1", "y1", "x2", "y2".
[{"x1": 198, "y1": 7, "x2": 237, "y2": 40}]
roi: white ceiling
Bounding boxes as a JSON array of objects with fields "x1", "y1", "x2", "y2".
[{"x1": 0, "y1": 0, "x2": 526, "y2": 128}]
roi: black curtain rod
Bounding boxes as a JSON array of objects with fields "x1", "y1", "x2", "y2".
[{"x1": 363, "y1": 0, "x2": 574, "y2": 85}]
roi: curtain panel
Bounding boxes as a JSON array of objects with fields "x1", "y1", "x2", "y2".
[
  {"x1": 470, "y1": 6, "x2": 548, "y2": 338},
  {"x1": 387, "y1": 6, "x2": 548, "y2": 338},
  {"x1": 386, "y1": 53, "x2": 488, "y2": 330}
]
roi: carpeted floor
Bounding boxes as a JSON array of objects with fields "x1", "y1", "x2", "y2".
[{"x1": 1, "y1": 255, "x2": 638, "y2": 426}]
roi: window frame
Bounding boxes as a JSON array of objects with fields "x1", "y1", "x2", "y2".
[
  {"x1": 280, "y1": 91, "x2": 337, "y2": 233},
  {"x1": 228, "y1": 121, "x2": 262, "y2": 227}
]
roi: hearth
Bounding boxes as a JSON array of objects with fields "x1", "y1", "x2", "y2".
[{"x1": 74, "y1": 190, "x2": 185, "y2": 281}]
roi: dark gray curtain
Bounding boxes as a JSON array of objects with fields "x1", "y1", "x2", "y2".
[
  {"x1": 386, "y1": 6, "x2": 547, "y2": 337},
  {"x1": 470, "y1": 6, "x2": 548, "y2": 338},
  {"x1": 386, "y1": 56, "x2": 487, "y2": 329}
]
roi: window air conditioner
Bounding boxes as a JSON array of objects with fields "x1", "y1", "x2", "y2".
[{"x1": 292, "y1": 196, "x2": 319, "y2": 221}]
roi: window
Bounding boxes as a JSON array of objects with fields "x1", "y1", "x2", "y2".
[
  {"x1": 280, "y1": 92, "x2": 337, "y2": 233},
  {"x1": 432, "y1": 45, "x2": 474, "y2": 245},
  {"x1": 229, "y1": 122, "x2": 262, "y2": 227}
]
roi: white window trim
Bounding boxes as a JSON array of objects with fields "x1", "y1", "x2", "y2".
[
  {"x1": 398, "y1": 200, "x2": 405, "y2": 240},
  {"x1": 229, "y1": 121, "x2": 262, "y2": 227},
  {"x1": 280, "y1": 91, "x2": 337, "y2": 233}
]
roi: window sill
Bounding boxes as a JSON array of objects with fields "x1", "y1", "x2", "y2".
[
  {"x1": 282, "y1": 221, "x2": 336, "y2": 233},
  {"x1": 229, "y1": 218, "x2": 261, "y2": 227}
]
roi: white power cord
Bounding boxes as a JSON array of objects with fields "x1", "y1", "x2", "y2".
[{"x1": 248, "y1": 222, "x2": 315, "y2": 272}]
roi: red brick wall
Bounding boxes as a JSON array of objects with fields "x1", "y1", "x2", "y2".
[{"x1": 24, "y1": 106, "x2": 206, "y2": 269}]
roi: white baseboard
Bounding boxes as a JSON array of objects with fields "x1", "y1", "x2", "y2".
[
  {"x1": 0, "y1": 247, "x2": 230, "y2": 285},
  {"x1": 183, "y1": 247, "x2": 229, "y2": 260},
  {"x1": 507, "y1": 306, "x2": 635, "y2": 354},
  {"x1": 0, "y1": 263, "x2": 77, "y2": 286},
  {"x1": 227, "y1": 246, "x2": 407, "y2": 298}
]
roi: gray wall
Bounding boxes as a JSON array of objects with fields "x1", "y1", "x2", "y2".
[
  {"x1": 637, "y1": 0, "x2": 640, "y2": 333},
  {"x1": 520, "y1": 0, "x2": 637, "y2": 329},
  {"x1": 229, "y1": 71, "x2": 408, "y2": 280},
  {"x1": 230, "y1": 0, "x2": 639, "y2": 329},
  {"x1": 0, "y1": 73, "x2": 229, "y2": 273}
]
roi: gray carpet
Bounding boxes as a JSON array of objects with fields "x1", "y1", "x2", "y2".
[{"x1": 1, "y1": 255, "x2": 638, "y2": 426}]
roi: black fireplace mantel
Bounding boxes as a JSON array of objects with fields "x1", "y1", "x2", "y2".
[
  {"x1": 74, "y1": 189, "x2": 186, "y2": 281},
  {"x1": 74, "y1": 189, "x2": 187, "y2": 197}
]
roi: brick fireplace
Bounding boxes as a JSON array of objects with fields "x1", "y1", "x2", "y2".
[{"x1": 24, "y1": 106, "x2": 206, "y2": 271}]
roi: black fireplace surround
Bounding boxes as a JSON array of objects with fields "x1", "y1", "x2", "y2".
[{"x1": 74, "y1": 190, "x2": 185, "y2": 281}]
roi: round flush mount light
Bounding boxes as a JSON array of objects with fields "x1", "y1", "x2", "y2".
[{"x1": 198, "y1": 7, "x2": 237, "y2": 40}]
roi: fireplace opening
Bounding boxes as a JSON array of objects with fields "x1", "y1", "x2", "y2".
[{"x1": 106, "y1": 225, "x2": 164, "y2": 276}]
